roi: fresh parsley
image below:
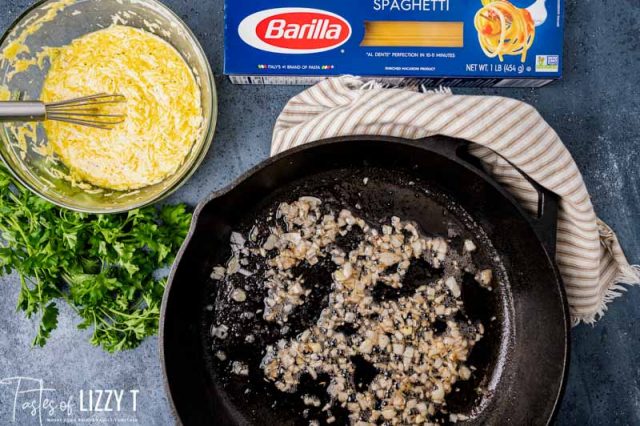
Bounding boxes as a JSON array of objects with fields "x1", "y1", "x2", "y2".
[{"x1": 0, "y1": 165, "x2": 192, "y2": 352}]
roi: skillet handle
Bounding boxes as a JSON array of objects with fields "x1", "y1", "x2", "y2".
[{"x1": 423, "y1": 136, "x2": 559, "y2": 257}]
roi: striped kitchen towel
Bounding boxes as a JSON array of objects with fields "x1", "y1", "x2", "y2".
[{"x1": 271, "y1": 76, "x2": 640, "y2": 324}]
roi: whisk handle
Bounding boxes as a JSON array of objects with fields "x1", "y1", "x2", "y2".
[{"x1": 0, "y1": 101, "x2": 46, "y2": 122}]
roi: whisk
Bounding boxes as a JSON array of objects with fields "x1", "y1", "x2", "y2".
[{"x1": 0, "y1": 93, "x2": 126, "y2": 130}]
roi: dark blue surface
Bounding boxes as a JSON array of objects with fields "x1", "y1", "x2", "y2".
[{"x1": 0, "y1": 0, "x2": 639, "y2": 425}]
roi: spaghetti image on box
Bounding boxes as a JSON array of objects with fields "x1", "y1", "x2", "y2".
[
  {"x1": 474, "y1": 0, "x2": 542, "y2": 62},
  {"x1": 361, "y1": 21, "x2": 464, "y2": 48}
]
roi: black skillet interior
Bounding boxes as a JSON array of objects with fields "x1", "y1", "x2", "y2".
[{"x1": 160, "y1": 136, "x2": 569, "y2": 426}]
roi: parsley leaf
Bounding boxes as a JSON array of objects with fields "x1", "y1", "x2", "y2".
[
  {"x1": 34, "y1": 303, "x2": 59, "y2": 347},
  {"x1": 0, "y1": 165, "x2": 192, "y2": 352}
]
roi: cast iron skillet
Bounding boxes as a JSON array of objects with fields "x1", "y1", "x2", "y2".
[{"x1": 160, "y1": 136, "x2": 570, "y2": 425}]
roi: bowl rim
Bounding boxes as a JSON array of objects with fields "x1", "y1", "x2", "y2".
[{"x1": 0, "y1": 0, "x2": 218, "y2": 214}]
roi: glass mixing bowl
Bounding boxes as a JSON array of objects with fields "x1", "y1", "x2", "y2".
[{"x1": 0, "y1": 0, "x2": 217, "y2": 213}]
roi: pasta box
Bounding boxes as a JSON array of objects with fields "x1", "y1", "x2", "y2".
[{"x1": 224, "y1": 0, "x2": 565, "y2": 88}]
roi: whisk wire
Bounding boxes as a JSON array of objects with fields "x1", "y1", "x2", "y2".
[
  {"x1": 46, "y1": 93, "x2": 126, "y2": 107},
  {"x1": 47, "y1": 112, "x2": 125, "y2": 118},
  {"x1": 47, "y1": 99, "x2": 127, "y2": 109},
  {"x1": 45, "y1": 93, "x2": 126, "y2": 129},
  {"x1": 0, "y1": 93, "x2": 126, "y2": 130},
  {"x1": 48, "y1": 116, "x2": 123, "y2": 130}
]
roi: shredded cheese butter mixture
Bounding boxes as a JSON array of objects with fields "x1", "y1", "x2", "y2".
[
  {"x1": 1, "y1": 0, "x2": 74, "y2": 79},
  {"x1": 40, "y1": 25, "x2": 203, "y2": 190}
]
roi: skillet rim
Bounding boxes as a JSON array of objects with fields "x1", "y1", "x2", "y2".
[{"x1": 160, "y1": 135, "x2": 570, "y2": 425}]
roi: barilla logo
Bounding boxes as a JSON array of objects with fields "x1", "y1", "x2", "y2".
[{"x1": 238, "y1": 8, "x2": 352, "y2": 54}]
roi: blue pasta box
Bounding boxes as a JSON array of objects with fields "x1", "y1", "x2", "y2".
[{"x1": 224, "y1": 0, "x2": 564, "y2": 88}]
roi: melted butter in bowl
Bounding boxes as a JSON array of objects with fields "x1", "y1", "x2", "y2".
[{"x1": 40, "y1": 25, "x2": 203, "y2": 191}]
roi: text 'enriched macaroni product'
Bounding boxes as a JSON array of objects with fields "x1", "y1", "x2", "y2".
[{"x1": 225, "y1": 0, "x2": 564, "y2": 88}]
